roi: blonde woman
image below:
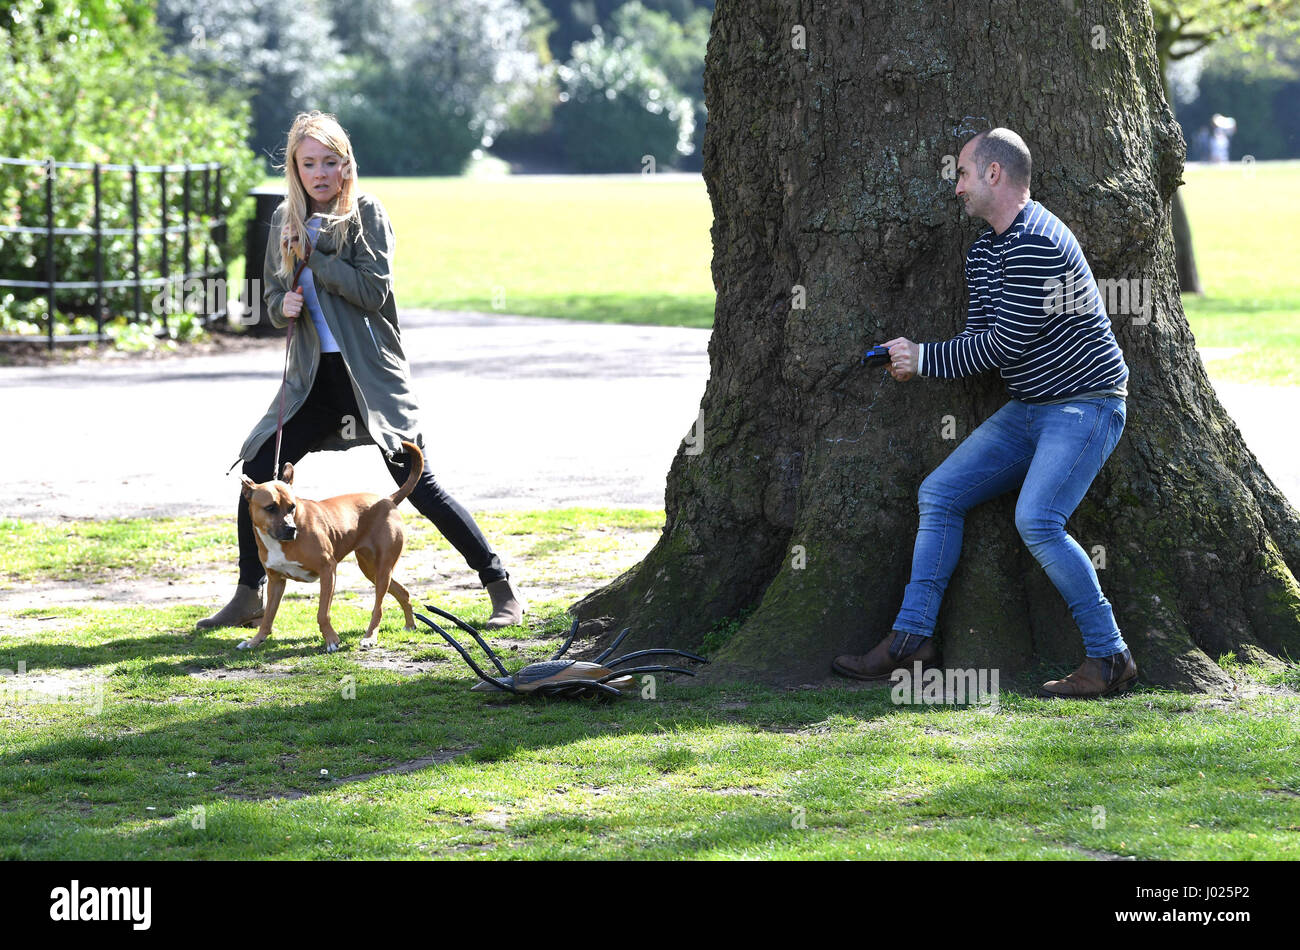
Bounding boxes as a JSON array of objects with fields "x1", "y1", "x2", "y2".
[{"x1": 198, "y1": 112, "x2": 525, "y2": 633}]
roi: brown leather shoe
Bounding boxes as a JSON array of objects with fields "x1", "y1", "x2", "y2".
[
  {"x1": 832, "y1": 631, "x2": 940, "y2": 681},
  {"x1": 1039, "y1": 648, "x2": 1137, "y2": 699}
]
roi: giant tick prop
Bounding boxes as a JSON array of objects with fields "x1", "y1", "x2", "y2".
[{"x1": 416, "y1": 605, "x2": 709, "y2": 699}]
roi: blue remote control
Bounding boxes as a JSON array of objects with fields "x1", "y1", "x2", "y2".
[{"x1": 862, "y1": 345, "x2": 891, "y2": 367}]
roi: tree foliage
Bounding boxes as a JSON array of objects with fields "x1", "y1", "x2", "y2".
[
  {"x1": 1151, "y1": 0, "x2": 1300, "y2": 66},
  {"x1": 1176, "y1": 23, "x2": 1300, "y2": 157},
  {"x1": 157, "y1": 0, "x2": 547, "y2": 176},
  {"x1": 536, "y1": 0, "x2": 711, "y2": 58},
  {"x1": 611, "y1": 0, "x2": 709, "y2": 100},
  {"x1": 550, "y1": 26, "x2": 692, "y2": 171},
  {"x1": 331, "y1": 0, "x2": 546, "y2": 174},
  {"x1": 609, "y1": 1, "x2": 710, "y2": 166},
  {"x1": 154, "y1": 0, "x2": 346, "y2": 166}
]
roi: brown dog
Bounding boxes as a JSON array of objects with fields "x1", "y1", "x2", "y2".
[{"x1": 237, "y1": 440, "x2": 423, "y2": 653}]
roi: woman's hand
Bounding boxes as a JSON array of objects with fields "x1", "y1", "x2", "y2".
[
  {"x1": 282, "y1": 285, "x2": 304, "y2": 320},
  {"x1": 882, "y1": 337, "x2": 919, "y2": 382}
]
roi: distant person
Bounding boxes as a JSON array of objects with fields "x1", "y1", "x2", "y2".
[
  {"x1": 832, "y1": 128, "x2": 1135, "y2": 699},
  {"x1": 198, "y1": 111, "x2": 526, "y2": 633},
  {"x1": 1209, "y1": 114, "x2": 1236, "y2": 163}
]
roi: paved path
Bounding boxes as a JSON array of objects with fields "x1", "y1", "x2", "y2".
[
  {"x1": 0, "y1": 311, "x2": 708, "y2": 520},
  {"x1": 0, "y1": 313, "x2": 1295, "y2": 519}
]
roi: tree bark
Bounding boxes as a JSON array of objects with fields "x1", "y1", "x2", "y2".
[{"x1": 573, "y1": 0, "x2": 1300, "y2": 690}]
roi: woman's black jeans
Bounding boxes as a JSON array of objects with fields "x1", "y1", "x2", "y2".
[{"x1": 237, "y1": 353, "x2": 506, "y2": 588}]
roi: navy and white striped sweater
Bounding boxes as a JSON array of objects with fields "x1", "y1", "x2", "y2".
[{"x1": 919, "y1": 200, "x2": 1129, "y2": 403}]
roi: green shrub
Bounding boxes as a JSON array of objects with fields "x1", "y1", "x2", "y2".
[{"x1": 0, "y1": 0, "x2": 262, "y2": 338}]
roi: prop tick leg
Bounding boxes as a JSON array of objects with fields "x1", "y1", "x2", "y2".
[
  {"x1": 605, "y1": 648, "x2": 709, "y2": 667},
  {"x1": 594, "y1": 627, "x2": 632, "y2": 664},
  {"x1": 423, "y1": 603, "x2": 511, "y2": 676},
  {"x1": 551, "y1": 617, "x2": 581, "y2": 660},
  {"x1": 414, "y1": 612, "x2": 518, "y2": 693}
]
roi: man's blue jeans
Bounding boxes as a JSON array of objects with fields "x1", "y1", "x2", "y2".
[{"x1": 892, "y1": 396, "x2": 1127, "y2": 658}]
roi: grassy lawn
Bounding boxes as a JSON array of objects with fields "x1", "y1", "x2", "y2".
[
  {"x1": 1179, "y1": 162, "x2": 1300, "y2": 386},
  {"x1": 365, "y1": 175, "x2": 716, "y2": 329},
  {"x1": 2, "y1": 513, "x2": 1298, "y2": 860}
]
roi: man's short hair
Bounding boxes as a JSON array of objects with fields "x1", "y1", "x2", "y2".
[{"x1": 969, "y1": 128, "x2": 1032, "y2": 189}]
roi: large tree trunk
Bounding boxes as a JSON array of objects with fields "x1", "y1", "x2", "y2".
[{"x1": 573, "y1": 0, "x2": 1300, "y2": 690}]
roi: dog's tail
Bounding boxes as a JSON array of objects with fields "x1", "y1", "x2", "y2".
[{"x1": 390, "y1": 440, "x2": 424, "y2": 505}]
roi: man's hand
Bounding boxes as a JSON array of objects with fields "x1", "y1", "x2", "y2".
[
  {"x1": 283, "y1": 285, "x2": 304, "y2": 320},
  {"x1": 882, "y1": 337, "x2": 919, "y2": 381}
]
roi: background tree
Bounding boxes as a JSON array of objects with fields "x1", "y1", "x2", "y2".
[
  {"x1": 157, "y1": 0, "x2": 547, "y2": 175},
  {"x1": 573, "y1": 0, "x2": 1300, "y2": 690},
  {"x1": 1149, "y1": 0, "x2": 1300, "y2": 292},
  {"x1": 536, "y1": 0, "x2": 710, "y2": 59},
  {"x1": 0, "y1": 0, "x2": 154, "y2": 30},
  {"x1": 325, "y1": 0, "x2": 546, "y2": 175},
  {"x1": 1173, "y1": 24, "x2": 1300, "y2": 158},
  {"x1": 493, "y1": 0, "x2": 711, "y2": 170},
  {"x1": 609, "y1": 1, "x2": 711, "y2": 167},
  {"x1": 549, "y1": 25, "x2": 693, "y2": 171},
  {"x1": 154, "y1": 0, "x2": 345, "y2": 166}
]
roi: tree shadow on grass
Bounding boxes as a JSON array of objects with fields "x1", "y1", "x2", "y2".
[{"x1": 0, "y1": 626, "x2": 359, "y2": 674}]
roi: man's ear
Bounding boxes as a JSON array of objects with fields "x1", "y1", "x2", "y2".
[
  {"x1": 240, "y1": 475, "x2": 256, "y2": 500},
  {"x1": 281, "y1": 462, "x2": 294, "y2": 485},
  {"x1": 986, "y1": 160, "x2": 1001, "y2": 187}
]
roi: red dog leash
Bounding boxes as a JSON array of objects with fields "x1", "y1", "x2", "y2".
[{"x1": 273, "y1": 238, "x2": 313, "y2": 480}]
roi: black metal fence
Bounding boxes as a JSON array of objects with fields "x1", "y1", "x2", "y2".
[{"x1": 0, "y1": 156, "x2": 229, "y2": 349}]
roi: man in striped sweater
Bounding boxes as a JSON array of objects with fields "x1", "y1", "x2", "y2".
[{"x1": 833, "y1": 128, "x2": 1137, "y2": 699}]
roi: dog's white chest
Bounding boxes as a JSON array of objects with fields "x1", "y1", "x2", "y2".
[{"x1": 256, "y1": 529, "x2": 318, "y2": 582}]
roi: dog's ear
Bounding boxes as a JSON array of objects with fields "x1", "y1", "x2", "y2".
[
  {"x1": 281, "y1": 462, "x2": 294, "y2": 485},
  {"x1": 239, "y1": 475, "x2": 256, "y2": 500}
]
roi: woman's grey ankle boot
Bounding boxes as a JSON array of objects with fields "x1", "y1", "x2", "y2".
[
  {"x1": 196, "y1": 584, "x2": 264, "y2": 630},
  {"x1": 484, "y1": 578, "x2": 526, "y2": 629}
]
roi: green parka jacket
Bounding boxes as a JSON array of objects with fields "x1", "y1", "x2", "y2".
[{"x1": 238, "y1": 192, "x2": 424, "y2": 463}]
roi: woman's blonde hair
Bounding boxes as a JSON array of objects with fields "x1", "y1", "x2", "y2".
[{"x1": 275, "y1": 111, "x2": 368, "y2": 281}]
